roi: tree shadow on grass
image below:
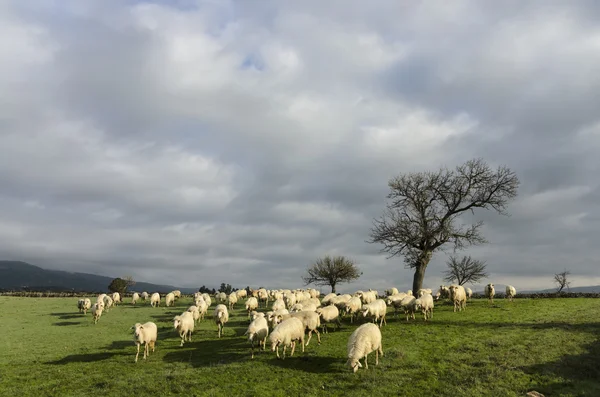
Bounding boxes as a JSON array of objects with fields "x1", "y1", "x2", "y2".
[
  {"x1": 521, "y1": 336, "x2": 600, "y2": 396},
  {"x1": 162, "y1": 336, "x2": 252, "y2": 367},
  {"x1": 53, "y1": 321, "x2": 80, "y2": 326}
]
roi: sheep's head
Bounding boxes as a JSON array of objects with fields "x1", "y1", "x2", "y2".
[
  {"x1": 346, "y1": 358, "x2": 363, "y2": 373},
  {"x1": 133, "y1": 324, "x2": 143, "y2": 338},
  {"x1": 173, "y1": 316, "x2": 181, "y2": 329},
  {"x1": 361, "y1": 308, "x2": 369, "y2": 317},
  {"x1": 269, "y1": 334, "x2": 281, "y2": 351}
]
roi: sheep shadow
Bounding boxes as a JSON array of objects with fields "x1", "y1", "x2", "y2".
[
  {"x1": 53, "y1": 321, "x2": 81, "y2": 326},
  {"x1": 162, "y1": 336, "x2": 251, "y2": 367},
  {"x1": 269, "y1": 353, "x2": 341, "y2": 373},
  {"x1": 50, "y1": 312, "x2": 83, "y2": 320},
  {"x1": 520, "y1": 336, "x2": 600, "y2": 395},
  {"x1": 46, "y1": 351, "x2": 129, "y2": 365}
]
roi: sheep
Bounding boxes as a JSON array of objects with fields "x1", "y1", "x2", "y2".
[
  {"x1": 385, "y1": 293, "x2": 408, "y2": 317},
  {"x1": 150, "y1": 293, "x2": 160, "y2": 307},
  {"x1": 465, "y1": 287, "x2": 473, "y2": 300},
  {"x1": 485, "y1": 283, "x2": 495, "y2": 303},
  {"x1": 321, "y1": 293, "x2": 337, "y2": 306},
  {"x1": 448, "y1": 285, "x2": 467, "y2": 312},
  {"x1": 316, "y1": 305, "x2": 341, "y2": 333},
  {"x1": 131, "y1": 292, "x2": 140, "y2": 305},
  {"x1": 97, "y1": 293, "x2": 107, "y2": 303},
  {"x1": 245, "y1": 315, "x2": 269, "y2": 358},
  {"x1": 344, "y1": 296, "x2": 363, "y2": 323},
  {"x1": 172, "y1": 290, "x2": 182, "y2": 300},
  {"x1": 406, "y1": 289, "x2": 413, "y2": 296},
  {"x1": 356, "y1": 291, "x2": 377, "y2": 305},
  {"x1": 112, "y1": 292, "x2": 121, "y2": 306},
  {"x1": 385, "y1": 287, "x2": 399, "y2": 296},
  {"x1": 201, "y1": 293, "x2": 212, "y2": 307},
  {"x1": 236, "y1": 289, "x2": 248, "y2": 299},
  {"x1": 308, "y1": 288, "x2": 320, "y2": 299},
  {"x1": 103, "y1": 295, "x2": 113, "y2": 312},
  {"x1": 187, "y1": 305, "x2": 200, "y2": 323},
  {"x1": 132, "y1": 321, "x2": 157, "y2": 362},
  {"x1": 271, "y1": 298, "x2": 286, "y2": 312},
  {"x1": 298, "y1": 303, "x2": 318, "y2": 312},
  {"x1": 77, "y1": 298, "x2": 91, "y2": 314},
  {"x1": 214, "y1": 304, "x2": 229, "y2": 338},
  {"x1": 331, "y1": 294, "x2": 352, "y2": 311},
  {"x1": 141, "y1": 291, "x2": 149, "y2": 301},
  {"x1": 400, "y1": 295, "x2": 417, "y2": 321},
  {"x1": 245, "y1": 297, "x2": 259, "y2": 318},
  {"x1": 438, "y1": 285, "x2": 450, "y2": 300},
  {"x1": 195, "y1": 299, "x2": 208, "y2": 321},
  {"x1": 274, "y1": 311, "x2": 321, "y2": 346},
  {"x1": 414, "y1": 293, "x2": 434, "y2": 321},
  {"x1": 257, "y1": 289, "x2": 269, "y2": 307},
  {"x1": 91, "y1": 302, "x2": 104, "y2": 324},
  {"x1": 306, "y1": 297, "x2": 322, "y2": 308},
  {"x1": 361, "y1": 299, "x2": 388, "y2": 327},
  {"x1": 346, "y1": 323, "x2": 383, "y2": 373},
  {"x1": 173, "y1": 311, "x2": 195, "y2": 347},
  {"x1": 165, "y1": 292, "x2": 175, "y2": 307},
  {"x1": 417, "y1": 288, "x2": 432, "y2": 297},
  {"x1": 227, "y1": 292, "x2": 238, "y2": 310},
  {"x1": 284, "y1": 292, "x2": 297, "y2": 308},
  {"x1": 269, "y1": 317, "x2": 305, "y2": 359},
  {"x1": 505, "y1": 285, "x2": 516, "y2": 302}
]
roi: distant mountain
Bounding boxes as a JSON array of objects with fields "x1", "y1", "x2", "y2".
[
  {"x1": 519, "y1": 285, "x2": 600, "y2": 294},
  {"x1": 0, "y1": 260, "x2": 198, "y2": 294}
]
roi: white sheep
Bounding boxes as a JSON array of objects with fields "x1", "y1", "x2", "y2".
[
  {"x1": 172, "y1": 290, "x2": 182, "y2": 299},
  {"x1": 141, "y1": 291, "x2": 149, "y2": 301},
  {"x1": 173, "y1": 311, "x2": 195, "y2": 347},
  {"x1": 92, "y1": 302, "x2": 104, "y2": 324},
  {"x1": 187, "y1": 305, "x2": 200, "y2": 323},
  {"x1": 226, "y1": 292, "x2": 238, "y2": 310},
  {"x1": 103, "y1": 295, "x2": 113, "y2": 312},
  {"x1": 214, "y1": 304, "x2": 229, "y2": 338},
  {"x1": 385, "y1": 287, "x2": 399, "y2": 296},
  {"x1": 448, "y1": 285, "x2": 467, "y2": 312},
  {"x1": 150, "y1": 292, "x2": 160, "y2": 307},
  {"x1": 274, "y1": 311, "x2": 321, "y2": 346},
  {"x1": 308, "y1": 288, "x2": 320, "y2": 299},
  {"x1": 385, "y1": 293, "x2": 408, "y2": 317},
  {"x1": 344, "y1": 296, "x2": 362, "y2": 323},
  {"x1": 316, "y1": 305, "x2": 341, "y2": 333},
  {"x1": 485, "y1": 283, "x2": 495, "y2": 303},
  {"x1": 131, "y1": 292, "x2": 140, "y2": 305},
  {"x1": 245, "y1": 315, "x2": 269, "y2": 359},
  {"x1": 465, "y1": 287, "x2": 473, "y2": 300},
  {"x1": 202, "y1": 293, "x2": 212, "y2": 307},
  {"x1": 346, "y1": 323, "x2": 383, "y2": 373},
  {"x1": 400, "y1": 295, "x2": 417, "y2": 321},
  {"x1": 284, "y1": 292, "x2": 297, "y2": 308},
  {"x1": 414, "y1": 293, "x2": 434, "y2": 321},
  {"x1": 216, "y1": 292, "x2": 227, "y2": 303},
  {"x1": 236, "y1": 289, "x2": 248, "y2": 299},
  {"x1": 245, "y1": 297, "x2": 259, "y2": 318},
  {"x1": 438, "y1": 285, "x2": 450, "y2": 300},
  {"x1": 132, "y1": 322, "x2": 157, "y2": 362},
  {"x1": 257, "y1": 289, "x2": 270, "y2": 307},
  {"x1": 269, "y1": 317, "x2": 305, "y2": 359},
  {"x1": 165, "y1": 292, "x2": 175, "y2": 307},
  {"x1": 97, "y1": 293, "x2": 107, "y2": 303},
  {"x1": 77, "y1": 298, "x2": 91, "y2": 314},
  {"x1": 361, "y1": 299, "x2": 388, "y2": 327},
  {"x1": 417, "y1": 288, "x2": 432, "y2": 298},
  {"x1": 112, "y1": 292, "x2": 121, "y2": 306},
  {"x1": 505, "y1": 285, "x2": 516, "y2": 302},
  {"x1": 271, "y1": 298, "x2": 286, "y2": 312},
  {"x1": 195, "y1": 299, "x2": 208, "y2": 321},
  {"x1": 321, "y1": 293, "x2": 337, "y2": 306}
]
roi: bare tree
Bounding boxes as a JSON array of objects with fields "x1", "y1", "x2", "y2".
[
  {"x1": 443, "y1": 255, "x2": 488, "y2": 285},
  {"x1": 368, "y1": 158, "x2": 519, "y2": 296},
  {"x1": 302, "y1": 255, "x2": 362, "y2": 293},
  {"x1": 554, "y1": 269, "x2": 571, "y2": 293}
]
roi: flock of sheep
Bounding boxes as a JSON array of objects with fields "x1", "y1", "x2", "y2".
[{"x1": 75, "y1": 282, "x2": 517, "y2": 372}]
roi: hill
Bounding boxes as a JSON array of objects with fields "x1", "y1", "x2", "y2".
[{"x1": 0, "y1": 260, "x2": 197, "y2": 294}]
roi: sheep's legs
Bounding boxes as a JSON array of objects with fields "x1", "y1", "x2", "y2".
[
  {"x1": 144, "y1": 343, "x2": 149, "y2": 360},
  {"x1": 135, "y1": 344, "x2": 140, "y2": 363},
  {"x1": 301, "y1": 337, "x2": 305, "y2": 353},
  {"x1": 290, "y1": 341, "x2": 296, "y2": 357},
  {"x1": 364, "y1": 354, "x2": 369, "y2": 369}
]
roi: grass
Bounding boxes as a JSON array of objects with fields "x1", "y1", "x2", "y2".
[{"x1": 0, "y1": 296, "x2": 599, "y2": 397}]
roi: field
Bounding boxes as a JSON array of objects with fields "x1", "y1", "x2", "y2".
[{"x1": 0, "y1": 296, "x2": 599, "y2": 397}]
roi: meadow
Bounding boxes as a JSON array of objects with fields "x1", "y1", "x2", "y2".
[{"x1": 0, "y1": 295, "x2": 599, "y2": 397}]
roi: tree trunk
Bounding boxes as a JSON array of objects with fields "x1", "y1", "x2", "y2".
[
  {"x1": 412, "y1": 251, "x2": 432, "y2": 297},
  {"x1": 331, "y1": 284, "x2": 336, "y2": 293}
]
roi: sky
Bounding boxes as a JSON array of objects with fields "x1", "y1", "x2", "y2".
[{"x1": 1, "y1": 0, "x2": 600, "y2": 293}]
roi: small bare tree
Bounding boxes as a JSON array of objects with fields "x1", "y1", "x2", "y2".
[
  {"x1": 554, "y1": 270, "x2": 571, "y2": 293},
  {"x1": 443, "y1": 255, "x2": 488, "y2": 286},
  {"x1": 302, "y1": 255, "x2": 362, "y2": 293},
  {"x1": 368, "y1": 158, "x2": 519, "y2": 296}
]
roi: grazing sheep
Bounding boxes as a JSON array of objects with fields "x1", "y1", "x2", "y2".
[
  {"x1": 195, "y1": 299, "x2": 208, "y2": 321},
  {"x1": 173, "y1": 311, "x2": 195, "y2": 347},
  {"x1": 91, "y1": 302, "x2": 104, "y2": 324},
  {"x1": 201, "y1": 293, "x2": 212, "y2": 307},
  {"x1": 385, "y1": 293, "x2": 408, "y2": 317},
  {"x1": 346, "y1": 323, "x2": 383, "y2": 373},
  {"x1": 284, "y1": 292, "x2": 297, "y2": 308},
  {"x1": 77, "y1": 298, "x2": 91, "y2": 314},
  {"x1": 269, "y1": 317, "x2": 305, "y2": 359},
  {"x1": 385, "y1": 287, "x2": 399, "y2": 297},
  {"x1": 112, "y1": 292, "x2": 121, "y2": 306},
  {"x1": 245, "y1": 297, "x2": 259, "y2": 318},
  {"x1": 216, "y1": 292, "x2": 227, "y2": 303},
  {"x1": 316, "y1": 305, "x2": 341, "y2": 333},
  {"x1": 344, "y1": 297, "x2": 362, "y2": 323},
  {"x1": 150, "y1": 293, "x2": 160, "y2": 307},
  {"x1": 187, "y1": 305, "x2": 200, "y2": 323},
  {"x1": 485, "y1": 283, "x2": 495, "y2": 303},
  {"x1": 141, "y1": 292, "x2": 149, "y2": 301},
  {"x1": 103, "y1": 295, "x2": 113, "y2": 312},
  {"x1": 505, "y1": 285, "x2": 516, "y2": 302},
  {"x1": 214, "y1": 304, "x2": 229, "y2": 338},
  {"x1": 448, "y1": 285, "x2": 467, "y2": 312},
  {"x1": 245, "y1": 315, "x2": 269, "y2": 358},
  {"x1": 438, "y1": 285, "x2": 450, "y2": 300},
  {"x1": 165, "y1": 292, "x2": 175, "y2": 307},
  {"x1": 274, "y1": 311, "x2": 321, "y2": 346},
  {"x1": 271, "y1": 298, "x2": 286, "y2": 312},
  {"x1": 400, "y1": 295, "x2": 417, "y2": 321},
  {"x1": 172, "y1": 290, "x2": 182, "y2": 299},
  {"x1": 356, "y1": 290, "x2": 377, "y2": 305},
  {"x1": 257, "y1": 289, "x2": 269, "y2": 307},
  {"x1": 227, "y1": 292, "x2": 238, "y2": 310},
  {"x1": 132, "y1": 321, "x2": 157, "y2": 363},
  {"x1": 131, "y1": 292, "x2": 140, "y2": 305},
  {"x1": 465, "y1": 287, "x2": 473, "y2": 300},
  {"x1": 236, "y1": 289, "x2": 248, "y2": 299},
  {"x1": 361, "y1": 299, "x2": 388, "y2": 327},
  {"x1": 308, "y1": 288, "x2": 320, "y2": 299},
  {"x1": 414, "y1": 293, "x2": 434, "y2": 321},
  {"x1": 321, "y1": 293, "x2": 337, "y2": 306},
  {"x1": 417, "y1": 288, "x2": 432, "y2": 298}
]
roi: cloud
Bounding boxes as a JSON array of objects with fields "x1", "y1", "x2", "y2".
[{"x1": 1, "y1": 0, "x2": 599, "y2": 293}]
